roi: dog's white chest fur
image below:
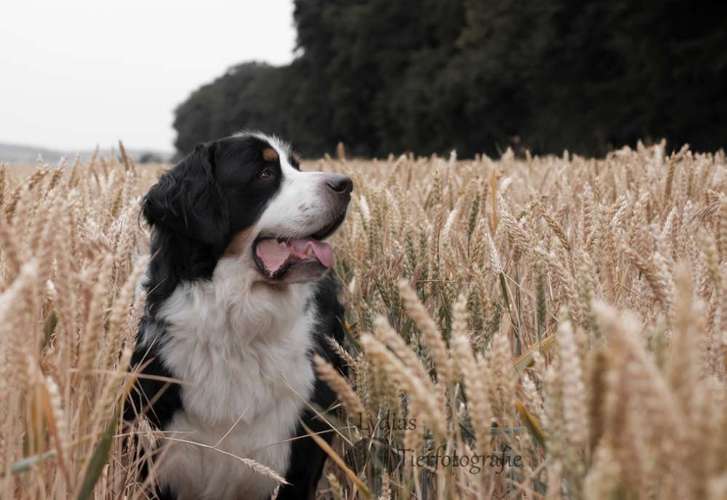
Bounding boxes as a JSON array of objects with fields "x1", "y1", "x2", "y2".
[{"x1": 149, "y1": 256, "x2": 317, "y2": 500}]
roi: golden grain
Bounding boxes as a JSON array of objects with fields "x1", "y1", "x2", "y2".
[
  {"x1": 1, "y1": 143, "x2": 726, "y2": 499},
  {"x1": 314, "y1": 354, "x2": 365, "y2": 417}
]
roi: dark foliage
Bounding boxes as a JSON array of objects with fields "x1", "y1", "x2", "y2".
[{"x1": 173, "y1": 1, "x2": 727, "y2": 158}]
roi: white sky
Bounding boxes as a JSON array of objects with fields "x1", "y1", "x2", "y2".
[{"x1": 0, "y1": 1, "x2": 296, "y2": 152}]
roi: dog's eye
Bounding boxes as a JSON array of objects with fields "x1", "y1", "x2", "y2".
[{"x1": 258, "y1": 166, "x2": 274, "y2": 180}]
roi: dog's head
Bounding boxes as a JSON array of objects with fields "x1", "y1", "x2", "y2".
[{"x1": 142, "y1": 132, "x2": 352, "y2": 284}]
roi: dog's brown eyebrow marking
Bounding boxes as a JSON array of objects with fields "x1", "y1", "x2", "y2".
[{"x1": 262, "y1": 147, "x2": 279, "y2": 162}]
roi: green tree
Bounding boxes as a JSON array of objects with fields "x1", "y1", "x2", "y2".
[{"x1": 172, "y1": 1, "x2": 727, "y2": 158}]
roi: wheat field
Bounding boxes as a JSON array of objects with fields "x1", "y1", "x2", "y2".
[{"x1": 0, "y1": 142, "x2": 726, "y2": 499}]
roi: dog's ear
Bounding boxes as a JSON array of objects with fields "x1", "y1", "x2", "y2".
[{"x1": 142, "y1": 142, "x2": 230, "y2": 247}]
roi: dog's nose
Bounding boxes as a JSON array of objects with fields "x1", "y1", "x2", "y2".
[{"x1": 326, "y1": 174, "x2": 353, "y2": 195}]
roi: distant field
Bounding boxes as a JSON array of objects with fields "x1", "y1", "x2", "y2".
[
  {"x1": 3, "y1": 164, "x2": 36, "y2": 177},
  {"x1": 0, "y1": 141, "x2": 171, "y2": 166},
  {"x1": 1, "y1": 145, "x2": 726, "y2": 499}
]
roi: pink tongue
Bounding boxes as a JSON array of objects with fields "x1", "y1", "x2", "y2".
[
  {"x1": 255, "y1": 238, "x2": 334, "y2": 274},
  {"x1": 289, "y1": 239, "x2": 334, "y2": 268}
]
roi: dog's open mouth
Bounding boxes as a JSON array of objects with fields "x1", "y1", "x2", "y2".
[{"x1": 253, "y1": 211, "x2": 346, "y2": 281}]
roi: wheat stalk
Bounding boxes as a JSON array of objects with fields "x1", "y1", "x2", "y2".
[{"x1": 2, "y1": 145, "x2": 727, "y2": 499}]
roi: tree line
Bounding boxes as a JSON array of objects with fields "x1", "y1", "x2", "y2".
[{"x1": 173, "y1": 1, "x2": 727, "y2": 158}]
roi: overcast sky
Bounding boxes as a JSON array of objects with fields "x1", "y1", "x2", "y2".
[{"x1": 0, "y1": 1, "x2": 296, "y2": 152}]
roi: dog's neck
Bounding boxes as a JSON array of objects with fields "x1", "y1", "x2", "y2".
[
  {"x1": 144, "y1": 228, "x2": 227, "y2": 316},
  {"x1": 145, "y1": 253, "x2": 317, "y2": 424}
]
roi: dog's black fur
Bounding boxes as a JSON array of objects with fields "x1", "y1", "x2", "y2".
[{"x1": 124, "y1": 134, "x2": 347, "y2": 499}]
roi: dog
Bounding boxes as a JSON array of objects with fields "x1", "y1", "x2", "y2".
[{"x1": 125, "y1": 132, "x2": 352, "y2": 500}]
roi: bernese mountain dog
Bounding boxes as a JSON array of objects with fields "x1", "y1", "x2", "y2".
[{"x1": 125, "y1": 132, "x2": 352, "y2": 500}]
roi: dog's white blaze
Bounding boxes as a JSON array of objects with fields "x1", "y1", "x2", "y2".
[
  {"x1": 254, "y1": 134, "x2": 338, "y2": 240},
  {"x1": 151, "y1": 256, "x2": 317, "y2": 500}
]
